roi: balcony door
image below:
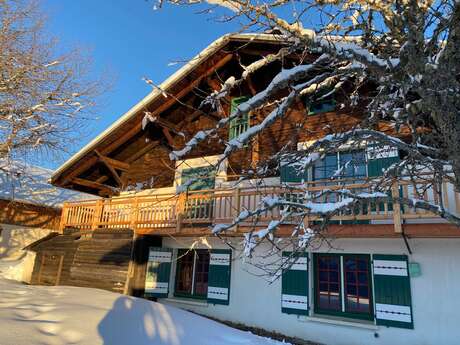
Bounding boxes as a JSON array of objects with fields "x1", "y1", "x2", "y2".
[{"x1": 180, "y1": 166, "x2": 215, "y2": 221}]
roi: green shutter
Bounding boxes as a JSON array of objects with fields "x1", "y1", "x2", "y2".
[
  {"x1": 280, "y1": 163, "x2": 307, "y2": 183},
  {"x1": 367, "y1": 145, "x2": 400, "y2": 178},
  {"x1": 368, "y1": 156, "x2": 400, "y2": 177},
  {"x1": 373, "y1": 254, "x2": 414, "y2": 329},
  {"x1": 281, "y1": 252, "x2": 309, "y2": 315},
  {"x1": 144, "y1": 247, "x2": 172, "y2": 298},
  {"x1": 229, "y1": 96, "x2": 250, "y2": 141},
  {"x1": 207, "y1": 249, "x2": 232, "y2": 305}
]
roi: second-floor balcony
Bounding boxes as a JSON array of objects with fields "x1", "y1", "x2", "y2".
[{"x1": 59, "y1": 177, "x2": 460, "y2": 236}]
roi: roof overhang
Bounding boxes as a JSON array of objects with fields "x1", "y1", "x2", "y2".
[{"x1": 50, "y1": 33, "x2": 294, "y2": 187}]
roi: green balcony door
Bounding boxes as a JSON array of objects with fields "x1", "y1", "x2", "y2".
[{"x1": 180, "y1": 166, "x2": 216, "y2": 220}]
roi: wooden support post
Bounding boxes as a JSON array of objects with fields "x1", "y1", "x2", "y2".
[
  {"x1": 391, "y1": 182, "x2": 402, "y2": 233},
  {"x1": 442, "y1": 180, "x2": 450, "y2": 210},
  {"x1": 176, "y1": 213, "x2": 183, "y2": 233},
  {"x1": 55, "y1": 255, "x2": 65, "y2": 286},
  {"x1": 123, "y1": 232, "x2": 138, "y2": 295},
  {"x1": 456, "y1": 189, "x2": 460, "y2": 214},
  {"x1": 92, "y1": 199, "x2": 104, "y2": 231},
  {"x1": 37, "y1": 254, "x2": 46, "y2": 284},
  {"x1": 233, "y1": 188, "x2": 241, "y2": 232}
]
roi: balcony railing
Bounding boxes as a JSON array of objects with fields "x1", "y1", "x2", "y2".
[{"x1": 59, "y1": 178, "x2": 460, "y2": 234}]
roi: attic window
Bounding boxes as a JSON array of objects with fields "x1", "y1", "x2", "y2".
[
  {"x1": 307, "y1": 88, "x2": 336, "y2": 115},
  {"x1": 229, "y1": 96, "x2": 250, "y2": 141}
]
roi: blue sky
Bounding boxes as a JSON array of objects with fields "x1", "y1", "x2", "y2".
[{"x1": 42, "y1": 0, "x2": 241, "y2": 168}]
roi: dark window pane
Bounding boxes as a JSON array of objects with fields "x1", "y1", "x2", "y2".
[
  {"x1": 329, "y1": 283, "x2": 340, "y2": 293},
  {"x1": 345, "y1": 259, "x2": 357, "y2": 270},
  {"x1": 329, "y1": 271, "x2": 339, "y2": 283},
  {"x1": 318, "y1": 257, "x2": 328, "y2": 269},
  {"x1": 358, "y1": 285, "x2": 369, "y2": 298},
  {"x1": 319, "y1": 282, "x2": 328, "y2": 291},
  {"x1": 316, "y1": 255, "x2": 341, "y2": 312},
  {"x1": 358, "y1": 259, "x2": 368, "y2": 270},
  {"x1": 346, "y1": 271, "x2": 356, "y2": 283},
  {"x1": 175, "y1": 251, "x2": 194, "y2": 295},
  {"x1": 344, "y1": 256, "x2": 371, "y2": 315},
  {"x1": 329, "y1": 258, "x2": 339, "y2": 270},
  {"x1": 358, "y1": 272, "x2": 368, "y2": 284},
  {"x1": 193, "y1": 250, "x2": 210, "y2": 297},
  {"x1": 347, "y1": 284, "x2": 357, "y2": 295},
  {"x1": 319, "y1": 271, "x2": 328, "y2": 281}
]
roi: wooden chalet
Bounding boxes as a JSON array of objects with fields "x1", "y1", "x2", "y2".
[{"x1": 28, "y1": 33, "x2": 460, "y2": 345}]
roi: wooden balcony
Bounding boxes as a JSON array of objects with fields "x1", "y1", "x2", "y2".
[{"x1": 59, "y1": 178, "x2": 460, "y2": 236}]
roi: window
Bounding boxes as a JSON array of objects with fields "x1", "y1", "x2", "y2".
[
  {"x1": 229, "y1": 96, "x2": 250, "y2": 141},
  {"x1": 307, "y1": 90, "x2": 336, "y2": 115},
  {"x1": 175, "y1": 249, "x2": 210, "y2": 299},
  {"x1": 181, "y1": 166, "x2": 215, "y2": 191},
  {"x1": 314, "y1": 253, "x2": 373, "y2": 320},
  {"x1": 313, "y1": 150, "x2": 366, "y2": 181},
  {"x1": 180, "y1": 166, "x2": 215, "y2": 220}
]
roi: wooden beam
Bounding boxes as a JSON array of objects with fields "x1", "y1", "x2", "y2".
[
  {"x1": 72, "y1": 177, "x2": 116, "y2": 195},
  {"x1": 94, "y1": 153, "x2": 130, "y2": 171},
  {"x1": 61, "y1": 123, "x2": 142, "y2": 185},
  {"x1": 147, "y1": 115, "x2": 181, "y2": 134},
  {"x1": 58, "y1": 53, "x2": 234, "y2": 187},
  {"x1": 184, "y1": 108, "x2": 221, "y2": 124},
  {"x1": 162, "y1": 128, "x2": 176, "y2": 148},
  {"x1": 246, "y1": 75, "x2": 257, "y2": 96},
  {"x1": 207, "y1": 77, "x2": 222, "y2": 91},
  {"x1": 95, "y1": 150, "x2": 123, "y2": 187},
  {"x1": 95, "y1": 175, "x2": 109, "y2": 184},
  {"x1": 126, "y1": 140, "x2": 160, "y2": 164}
]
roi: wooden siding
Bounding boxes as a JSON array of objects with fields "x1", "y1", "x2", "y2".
[
  {"x1": 29, "y1": 228, "x2": 134, "y2": 293},
  {"x1": 0, "y1": 199, "x2": 61, "y2": 230}
]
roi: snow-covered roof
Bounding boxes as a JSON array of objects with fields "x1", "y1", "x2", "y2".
[
  {"x1": 0, "y1": 161, "x2": 95, "y2": 208},
  {"x1": 50, "y1": 32, "x2": 299, "y2": 185}
]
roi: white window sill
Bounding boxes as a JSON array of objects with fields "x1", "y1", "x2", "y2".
[
  {"x1": 298, "y1": 314, "x2": 379, "y2": 330},
  {"x1": 161, "y1": 297, "x2": 208, "y2": 308}
]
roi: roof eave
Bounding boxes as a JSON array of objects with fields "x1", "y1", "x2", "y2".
[{"x1": 50, "y1": 33, "x2": 290, "y2": 185}]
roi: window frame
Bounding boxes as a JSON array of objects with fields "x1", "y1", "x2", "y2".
[
  {"x1": 174, "y1": 249, "x2": 210, "y2": 300},
  {"x1": 228, "y1": 96, "x2": 251, "y2": 142},
  {"x1": 312, "y1": 150, "x2": 368, "y2": 182},
  {"x1": 313, "y1": 253, "x2": 374, "y2": 321}
]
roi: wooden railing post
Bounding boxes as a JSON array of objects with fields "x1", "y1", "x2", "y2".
[
  {"x1": 92, "y1": 199, "x2": 104, "y2": 231},
  {"x1": 391, "y1": 181, "x2": 402, "y2": 233},
  {"x1": 175, "y1": 193, "x2": 186, "y2": 232},
  {"x1": 130, "y1": 197, "x2": 139, "y2": 231},
  {"x1": 59, "y1": 202, "x2": 68, "y2": 233}
]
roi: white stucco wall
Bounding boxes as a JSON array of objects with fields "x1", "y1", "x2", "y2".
[
  {"x1": 159, "y1": 236, "x2": 460, "y2": 345},
  {"x1": 0, "y1": 224, "x2": 51, "y2": 283}
]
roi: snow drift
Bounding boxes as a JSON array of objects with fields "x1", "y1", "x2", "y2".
[{"x1": 0, "y1": 278, "x2": 288, "y2": 345}]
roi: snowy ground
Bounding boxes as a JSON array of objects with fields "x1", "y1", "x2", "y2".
[{"x1": 0, "y1": 278, "x2": 289, "y2": 345}]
